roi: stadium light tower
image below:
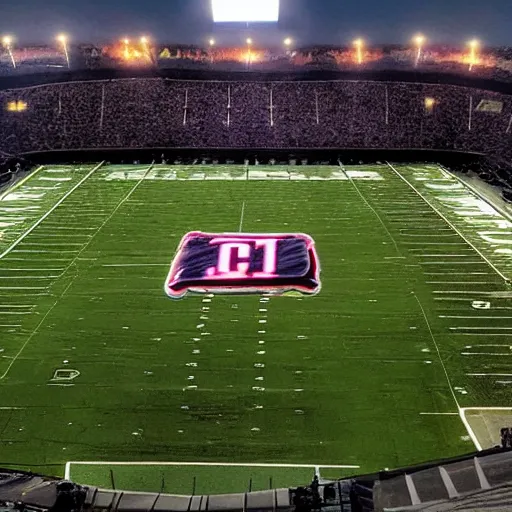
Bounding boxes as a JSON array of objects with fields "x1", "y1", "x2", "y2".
[
  {"x1": 140, "y1": 36, "x2": 150, "y2": 58},
  {"x1": 353, "y1": 38, "x2": 364, "y2": 65},
  {"x1": 56, "y1": 34, "x2": 70, "y2": 69},
  {"x1": 246, "y1": 38, "x2": 253, "y2": 69},
  {"x1": 2, "y1": 35, "x2": 16, "y2": 69},
  {"x1": 122, "y1": 38, "x2": 130, "y2": 59},
  {"x1": 413, "y1": 34, "x2": 425, "y2": 67},
  {"x1": 284, "y1": 37, "x2": 292, "y2": 48},
  {"x1": 208, "y1": 39, "x2": 215, "y2": 64},
  {"x1": 468, "y1": 39, "x2": 480, "y2": 71}
]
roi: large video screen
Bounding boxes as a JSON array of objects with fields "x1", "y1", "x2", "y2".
[{"x1": 211, "y1": 0, "x2": 279, "y2": 23}]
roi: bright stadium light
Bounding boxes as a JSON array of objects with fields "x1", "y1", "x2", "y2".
[
  {"x1": 284, "y1": 37, "x2": 292, "y2": 47},
  {"x1": 56, "y1": 34, "x2": 70, "y2": 69},
  {"x1": 353, "y1": 38, "x2": 364, "y2": 65},
  {"x1": 2, "y1": 35, "x2": 16, "y2": 69},
  {"x1": 424, "y1": 97, "x2": 435, "y2": 108},
  {"x1": 413, "y1": 34, "x2": 426, "y2": 66},
  {"x1": 246, "y1": 38, "x2": 253, "y2": 45},
  {"x1": 209, "y1": 38, "x2": 215, "y2": 46},
  {"x1": 212, "y1": 0, "x2": 279, "y2": 23},
  {"x1": 122, "y1": 38, "x2": 130, "y2": 59},
  {"x1": 467, "y1": 39, "x2": 480, "y2": 71},
  {"x1": 140, "y1": 36, "x2": 148, "y2": 45}
]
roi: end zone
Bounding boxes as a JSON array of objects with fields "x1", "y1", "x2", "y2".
[{"x1": 460, "y1": 407, "x2": 512, "y2": 450}]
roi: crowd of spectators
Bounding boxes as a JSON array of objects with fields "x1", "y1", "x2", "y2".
[{"x1": 0, "y1": 78, "x2": 510, "y2": 155}]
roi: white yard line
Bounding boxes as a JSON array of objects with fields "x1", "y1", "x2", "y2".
[
  {"x1": 461, "y1": 352, "x2": 512, "y2": 356},
  {"x1": 386, "y1": 162, "x2": 511, "y2": 285},
  {"x1": 65, "y1": 461, "x2": 360, "y2": 480},
  {"x1": 439, "y1": 315, "x2": 512, "y2": 319},
  {"x1": 0, "y1": 163, "x2": 104, "y2": 261},
  {"x1": 454, "y1": 333, "x2": 512, "y2": 336},
  {"x1": 467, "y1": 373, "x2": 512, "y2": 377},
  {"x1": 419, "y1": 412, "x2": 458, "y2": 416},
  {"x1": 0, "y1": 165, "x2": 44, "y2": 202},
  {"x1": 239, "y1": 201, "x2": 246, "y2": 232}
]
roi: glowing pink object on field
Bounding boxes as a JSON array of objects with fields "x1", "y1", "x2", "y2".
[{"x1": 164, "y1": 231, "x2": 321, "y2": 299}]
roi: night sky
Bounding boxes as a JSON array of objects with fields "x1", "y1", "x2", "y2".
[{"x1": 0, "y1": 0, "x2": 511, "y2": 47}]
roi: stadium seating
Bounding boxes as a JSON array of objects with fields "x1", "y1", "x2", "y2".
[{"x1": 0, "y1": 79, "x2": 511, "y2": 162}]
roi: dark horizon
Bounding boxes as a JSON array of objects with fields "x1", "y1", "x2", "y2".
[{"x1": 0, "y1": 0, "x2": 511, "y2": 47}]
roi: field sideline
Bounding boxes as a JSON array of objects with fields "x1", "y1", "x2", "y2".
[{"x1": 0, "y1": 162, "x2": 511, "y2": 493}]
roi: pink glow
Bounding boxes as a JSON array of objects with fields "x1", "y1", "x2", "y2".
[
  {"x1": 252, "y1": 238, "x2": 278, "y2": 278},
  {"x1": 164, "y1": 231, "x2": 321, "y2": 299},
  {"x1": 216, "y1": 241, "x2": 251, "y2": 277}
]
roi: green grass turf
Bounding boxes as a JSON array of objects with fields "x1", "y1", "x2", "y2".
[
  {"x1": 67, "y1": 463, "x2": 318, "y2": 494},
  {"x1": 0, "y1": 163, "x2": 511, "y2": 492}
]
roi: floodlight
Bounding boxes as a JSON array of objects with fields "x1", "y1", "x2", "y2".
[
  {"x1": 414, "y1": 34, "x2": 425, "y2": 46},
  {"x1": 212, "y1": 0, "x2": 279, "y2": 23}
]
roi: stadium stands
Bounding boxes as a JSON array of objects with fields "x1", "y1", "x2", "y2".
[{"x1": 0, "y1": 79, "x2": 511, "y2": 159}]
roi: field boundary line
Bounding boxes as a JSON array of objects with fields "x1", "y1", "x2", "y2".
[
  {"x1": 0, "y1": 165, "x2": 44, "y2": 202},
  {"x1": 386, "y1": 162, "x2": 511, "y2": 284},
  {"x1": 439, "y1": 165, "x2": 512, "y2": 225},
  {"x1": 339, "y1": 161, "x2": 402, "y2": 256},
  {"x1": 0, "y1": 162, "x2": 105, "y2": 260},
  {"x1": 0, "y1": 162, "x2": 152, "y2": 381},
  {"x1": 65, "y1": 461, "x2": 360, "y2": 480}
]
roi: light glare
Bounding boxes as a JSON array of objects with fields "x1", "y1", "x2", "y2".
[
  {"x1": 414, "y1": 34, "x2": 425, "y2": 46},
  {"x1": 212, "y1": 0, "x2": 279, "y2": 22}
]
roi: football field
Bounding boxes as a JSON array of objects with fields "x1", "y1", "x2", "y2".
[{"x1": 0, "y1": 162, "x2": 511, "y2": 493}]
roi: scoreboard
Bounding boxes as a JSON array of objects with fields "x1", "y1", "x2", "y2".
[{"x1": 211, "y1": 0, "x2": 280, "y2": 23}]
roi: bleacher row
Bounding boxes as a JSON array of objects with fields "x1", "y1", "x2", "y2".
[{"x1": 0, "y1": 78, "x2": 511, "y2": 195}]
